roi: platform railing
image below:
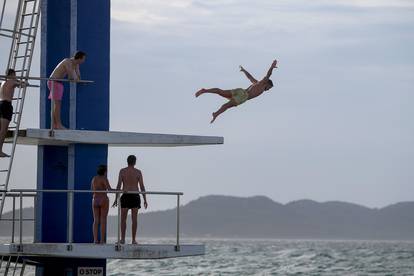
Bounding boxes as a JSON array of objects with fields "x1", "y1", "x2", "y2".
[{"x1": 0, "y1": 189, "x2": 183, "y2": 252}]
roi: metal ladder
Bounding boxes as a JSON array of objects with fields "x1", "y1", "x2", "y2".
[
  {"x1": 0, "y1": 0, "x2": 41, "y2": 219},
  {"x1": 0, "y1": 255, "x2": 27, "y2": 276}
]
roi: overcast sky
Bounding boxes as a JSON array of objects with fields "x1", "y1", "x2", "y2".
[{"x1": 1, "y1": 0, "x2": 414, "y2": 212}]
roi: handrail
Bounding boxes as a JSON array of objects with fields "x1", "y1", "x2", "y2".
[
  {"x1": 0, "y1": 75, "x2": 94, "y2": 83},
  {"x1": 10, "y1": 188, "x2": 183, "y2": 195},
  {"x1": 1, "y1": 189, "x2": 182, "y2": 251}
]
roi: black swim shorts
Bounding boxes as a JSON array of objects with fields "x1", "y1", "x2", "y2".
[
  {"x1": 0, "y1": 100, "x2": 13, "y2": 121},
  {"x1": 120, "y1": 193, "x2": 141, "y2": 209}
]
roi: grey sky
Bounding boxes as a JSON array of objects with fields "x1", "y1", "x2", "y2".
[{"x1": 1, "y1": 0, "x2": 414, "y2": 212}]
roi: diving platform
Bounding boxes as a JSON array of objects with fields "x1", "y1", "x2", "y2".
[
  {"x1": 0, "y1": 243, "x2": 204, "y2": 260},
  {"x1": 5, "y1": 128, "x2": 224, "y2": 147}
]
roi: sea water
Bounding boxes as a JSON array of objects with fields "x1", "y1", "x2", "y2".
[{"x1": 108, "y1": 239, "x2": 414, "y2": 275}]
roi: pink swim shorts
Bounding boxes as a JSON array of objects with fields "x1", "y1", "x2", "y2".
[{"x1": 47, "y1": 80, "x2": 64, "y2": 101}]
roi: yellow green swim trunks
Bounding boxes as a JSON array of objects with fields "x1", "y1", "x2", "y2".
[{"x1": 231, "y1": 88, "x2": 249, "y2": 105}]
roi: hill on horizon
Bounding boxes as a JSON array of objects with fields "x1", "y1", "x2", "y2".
[{"x1": 2, "y1": 195, "x2": 414, "y2": 240}]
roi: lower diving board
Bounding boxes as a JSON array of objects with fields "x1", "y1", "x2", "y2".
[{"x1": 0, "y1": 243, "x2": 204, "y2": 259}]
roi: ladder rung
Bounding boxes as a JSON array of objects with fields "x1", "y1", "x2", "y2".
[
  {"x1": 25, "y1": 0, "x2": 36, "y2": 2},
  {"x1": 13, "y1": 112, "x2": 21, "y2": 114},
  {"x1": 17, "y1": 41, "x2": 33, "y2": 45},
  {"x1": 15, "y1": 32, "x2": 35, "y2": 38},
  {"x1": 0, "y1": 170, "x2": 8, "y2": 172},
  {"x1": 12, "y1": 97, "x2": 23, "y2": 100},
  {"x1": 22, "y1": 13, "x2": 38, "y2": 16},
  {"x1": 15, "y1": 55, "x2": 31, "y2": 59},
  {"x1": 0, "y1": 33, "x2": 13, "y2": 38},
  {"x1": 14, "y1": 69, "x2": 27, "y2": 72},
  {"x1": 20, "y1": 27, "x2": 36, "y2": 31}
]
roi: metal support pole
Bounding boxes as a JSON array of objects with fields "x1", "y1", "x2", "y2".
[{"x1": 175, "y1": 194, "x2": 180, "y2": 251}]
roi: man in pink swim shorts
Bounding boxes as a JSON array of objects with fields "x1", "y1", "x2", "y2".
[{"x1": 48, "y1": 51, "x2": 86, "y2": 129}]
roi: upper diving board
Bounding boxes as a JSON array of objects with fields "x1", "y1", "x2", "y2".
[{"x1": 5, "y1": 129, "x2": 224, "y2": 147}]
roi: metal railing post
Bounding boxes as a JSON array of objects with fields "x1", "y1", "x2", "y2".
[
  {"x1": 67, "y1": 191, "x2": 73, "y2": 250},
  {"x1": 33, "y1": 193, "x2": 37, "y2": 242},
  {"x1": 19, "y1": 191, "x2": 22, "y2": 250},
  {"x1": 116, "y1": 193, "x2": 121, "y2": 250},
  {"x1": 12, "y1": 195, "x2": 15, "y2": 243},
  {"x1": 175, "y1": 194, "x2": 180, "y2": 251}
]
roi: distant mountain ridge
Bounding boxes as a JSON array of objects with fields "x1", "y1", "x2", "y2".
[{"x1": 2, "y1": 195, "x2": 414, "y2": 240}]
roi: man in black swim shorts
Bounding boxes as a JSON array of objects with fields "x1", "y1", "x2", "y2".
[
  {"x1": 0, "y1": 69, "x2": 26, "y2": 157},
  {"x1": 113, "y1": 155, "x2": 148, "y2": 244}
]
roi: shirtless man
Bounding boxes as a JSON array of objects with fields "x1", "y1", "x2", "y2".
[
  {"x1": 113, "y1": 155, "x2": 148, "y2": 244},
  {"x1": 48, "y1": 51, "x2": 86, "y2": 129},
  {"x1": 195, "y1": 59, "x2": 278, "y2": 123},
  {"x1": 91, "y1": 165, "x2": 112, "y2": 244},
  {"x1": 0, "y1": 69, "x2": 26, "y2": 157}
]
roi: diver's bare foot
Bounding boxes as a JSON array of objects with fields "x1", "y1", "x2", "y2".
[
  {"x1": 0, "y1": 152, "x2": 10, "y2": 158},
  {"x1": 55, "y1": 125, "x2": 67, "y2": 130},
  {"x1": 119, "y1": 240, "x2": 125, "y2": 244},
  {"x1": 195, "y1": 88, "x2": 206, "y2": 97},
  {"x1": 132, "y1": 240, "x2": 138, "y2": 245},
  {"x1": 210, "y1": 113, "x2": 218, "y2": 124}
]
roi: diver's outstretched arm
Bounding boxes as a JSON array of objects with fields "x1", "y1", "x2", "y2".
[
  {"x1": 264, "y1": 60, "x2": 278, "y2": 80},
  {"x1": 240, "y1": 66, "x2": 258, "y2": 84}
]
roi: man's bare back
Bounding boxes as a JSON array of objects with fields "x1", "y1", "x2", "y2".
[
  {"x1": 119, "y1": 167, "x2": 142, "y2": 192},
  {"x1": 246, "y1": 79, "x2": 271, "y2": 100},
  {"x1": 0, "y1": 79, "x2": 18, "y2": 101},
  {"x1": 0, "y1": 71, "x2": 24, "y2": 101},
  {"x1": 50, "y1": 58, "x2": 80, "y2": 80}
]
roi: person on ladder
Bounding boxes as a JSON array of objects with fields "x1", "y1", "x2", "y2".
[
  {"x1": 0, "y1": 69, "x2": 26, "y2": 157},
  {"x1": 48, "y1": 51, "x2": 86, "y2": 129}
]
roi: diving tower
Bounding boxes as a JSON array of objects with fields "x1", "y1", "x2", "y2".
[{"x1": 0, "y1": 0, "x2": 221, "y2": 275}]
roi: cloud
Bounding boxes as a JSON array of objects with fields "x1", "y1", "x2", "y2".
[{"x1": 335, "y1": 0, "x2": 414, "y2": 8}]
